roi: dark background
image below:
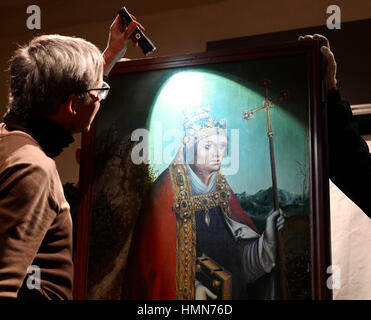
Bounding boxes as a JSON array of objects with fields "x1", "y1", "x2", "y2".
[{"x1": 207, "y1": 18, "x2": 371, "y2": 106}]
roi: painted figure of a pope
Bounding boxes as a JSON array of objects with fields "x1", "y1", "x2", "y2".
[{"x1": 123, "y1": 108, "x2": 284, "y2": 300}]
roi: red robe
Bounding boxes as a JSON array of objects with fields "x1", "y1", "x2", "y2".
[{"x1": 123, "y1": 168, "x2": 258, "y2": 300}]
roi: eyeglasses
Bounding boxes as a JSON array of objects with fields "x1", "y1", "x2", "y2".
[{"x1": 83, "y1": 81, "x2": 110, "y2": 101}]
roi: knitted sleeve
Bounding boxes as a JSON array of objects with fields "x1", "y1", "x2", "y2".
[{"x1": 0, "y1": 162, "x2": 57, "y2": 298}]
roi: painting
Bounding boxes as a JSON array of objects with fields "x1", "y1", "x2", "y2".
[{"x1": 73, "y1": 40, "x2": 331, "y2": 300}]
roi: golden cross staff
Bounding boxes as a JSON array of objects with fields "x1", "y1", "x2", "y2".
[{"x1": 242, "y1": 78, "x2": 289, "y2": 299}]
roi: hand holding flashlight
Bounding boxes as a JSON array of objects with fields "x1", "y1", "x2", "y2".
[
  {"x1": 118, "y1": 7, "x2": 156, "y2": 56},
  {"x1": 103, "y1": 7, "x2": 155, "y2": 76}
]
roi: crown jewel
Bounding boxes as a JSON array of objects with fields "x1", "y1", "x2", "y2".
[{"x1": 183, "y1": 107, "x2": 226, "y2": 140}]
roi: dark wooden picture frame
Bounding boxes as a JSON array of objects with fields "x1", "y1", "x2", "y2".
[{"x1": 73, "y1": 39, "x2": 331, "y2": 300}]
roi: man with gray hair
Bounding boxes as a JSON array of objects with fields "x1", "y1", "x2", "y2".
[{"x1": 0, "y1": 15, "x2": 142, "y2": 299}]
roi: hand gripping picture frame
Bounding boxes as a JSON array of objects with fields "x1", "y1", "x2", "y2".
[{"x1": 73, "y1": 39, "x2": 331, "y2": 300}]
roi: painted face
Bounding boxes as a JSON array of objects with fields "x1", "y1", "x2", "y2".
[{"x1": 193, "y1": 133, "x2": 228, "y2": 172}]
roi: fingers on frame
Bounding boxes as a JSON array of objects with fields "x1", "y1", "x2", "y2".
[
  {"x1": 313, "y1": 33, "x2": 330, "y2": 48},
  {"x1": 298, "y1": 34, "x2": 330, "y2": 48}
]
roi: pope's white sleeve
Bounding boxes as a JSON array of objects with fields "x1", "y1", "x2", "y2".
[{"x1": 242, "y1": 233, "x2": 277, "y2": 283}]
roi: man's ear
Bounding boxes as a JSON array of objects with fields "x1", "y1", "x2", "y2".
[{"x1": 64, "y1": 94, "x2": 77, "y2": 115}]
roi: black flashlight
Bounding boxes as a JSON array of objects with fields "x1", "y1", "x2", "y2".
[{"x1": 118, "y1": 7, "x2": 156, "y2": 56}]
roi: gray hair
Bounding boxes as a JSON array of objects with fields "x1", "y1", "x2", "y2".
[{"x1": 6, "y1": 34, "x2": 104, "y2": 119}]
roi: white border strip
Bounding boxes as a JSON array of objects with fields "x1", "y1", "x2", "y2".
[{"x1": 351, "y1": 104, "x2": 371, "y2": 116}]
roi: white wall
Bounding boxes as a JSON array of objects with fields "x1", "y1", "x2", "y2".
[{"x1": 330, "y1": 136, "x2": 371, "y2": 300}]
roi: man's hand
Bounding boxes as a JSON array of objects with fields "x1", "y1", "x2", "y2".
[
  {"x1": 103, "y1": 14, "x2": 145, "y2": 75},
  {"x1": 195, "y1": 282, "x2": 218, "y2": 300},
  {"x1": 264, "y1": 208, "x2": 285, "y2": 243},
  {"x1": 298, "y1": 34, "x2": 337, "y2": 91}
]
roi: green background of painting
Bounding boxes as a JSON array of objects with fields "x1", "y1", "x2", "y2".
[{"x1": 97, "y1": 54, "x2": 309, "y2": 196}]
